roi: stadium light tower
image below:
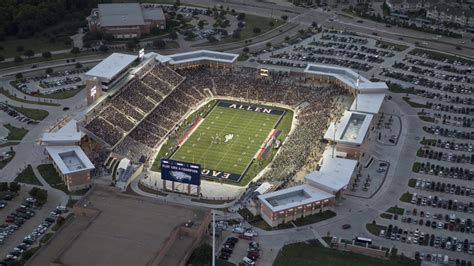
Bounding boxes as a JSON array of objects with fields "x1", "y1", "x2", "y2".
[
  {"x1": 355, "y1": 75, "x2": 360, "y2": 111},
  {"x1": 212, "y1": 209, "x2": 216, "y2": 266}
]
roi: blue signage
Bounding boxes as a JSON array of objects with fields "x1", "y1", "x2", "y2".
[{"x1": 161, "y1": 159, "x2": 201, "y2": 186}]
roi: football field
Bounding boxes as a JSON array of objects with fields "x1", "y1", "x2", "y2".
[{"x1": 171, "y1": 101, "x2": 284, "y2": 181}]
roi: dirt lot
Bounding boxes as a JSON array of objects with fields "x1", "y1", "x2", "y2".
[{"x1": 29, "y1": 185, "x2": 208, "y2": 266}]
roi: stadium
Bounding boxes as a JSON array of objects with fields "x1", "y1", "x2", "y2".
[
  {"x1": 69, "y1": 50, "x2": 349, "y2": 188},
  {"x1": 41, "y1": 49, "x2": 387, "y2": 202}
]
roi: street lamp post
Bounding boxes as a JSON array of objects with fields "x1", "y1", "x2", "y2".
[{"x1": 212, "y1": 209, "x2": 216, "y2": 266}]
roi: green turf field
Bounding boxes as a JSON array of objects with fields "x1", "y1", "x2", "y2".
[{"x1": 171, "y1": 101, "x2": 283, "y2": 177}]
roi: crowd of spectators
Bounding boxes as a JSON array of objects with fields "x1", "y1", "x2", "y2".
[{"x1": 84, "y1": 64, "x2": 184, "y2": 147}]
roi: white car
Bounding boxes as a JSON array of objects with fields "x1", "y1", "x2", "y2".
[{"x1": 232, "y1": 227, "x2": 244, "y2": 234}]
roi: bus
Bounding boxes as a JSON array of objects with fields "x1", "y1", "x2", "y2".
[{"x1": 354, "y1": 237, "x2": 372, "y2": 245}]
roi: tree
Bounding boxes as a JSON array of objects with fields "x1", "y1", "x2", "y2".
[
  {"x1": 29, "y1": 187, "x2": 48, "y2": 205},
  {"x1": 269, "y1": 21, "x2": 275, "y2": 27},
  {"x1": 169, "y1": 31, "x2": 178, "y2": 40},
  {"x1": 70, "y1": 47, "x2": 80, "y2": 55},
  {"x1": 281, "y1": 15, "x2": 288, "y2": 21},
  {"x1": 42, "y1": 51, "x2": 52, "y2": 59},
  {"x1": 126, "y1": 41, "x2": 136, "y2": 50},
  {"x1": 99, "y1": 45, "x2": 109, "y2": 53},
  {"x1": 23, "y1": 49, "x2": 34, "y2": 58},
  {"x1": 253, "y1": 27, "x2": 261, "y2": 34},
  {"x1": 45, "y1": 68, "x2": 53, "y2": 74},
  {"x1": 14, "y1": 56, "x2": 23, "y2": 63},
  {"x1": 237, "y1": 21, "x2": 245, "y2": 28},
  {"x1": 176, "y1": 0, "x2": 181, "y2": 6},
  {"x1": 103, "y1": 33, "x2": 114, "y2": 43},
  {"x1": 152, "y1": 39, "x2": 166, "y2": 49},
  {"x1": 266, "y1": 42, "x2": 272, "y2": 47},
  {"x1": 237, "y1": 13, "x2": 246, "y2": 20},
  {"x1": 198, "y1": 20, "x2": 205, "y2": 29},
  {"x1": 0, "y1": 55, "x2": 4, "y2": 62},
  {"x1": 0, "y1": 182, "x2": 8, "y2": 191},
  {"x1": 207, "y1": 35, "x2": 218, "y2": 43},
  {"x1": 75, "y1": 62, "x2": 82, "y2": 69},
  {"x1": 284, "y1": 36, "x2": 290, "y2": 41},
  {"x1": 242, "y1": 47, "x2": 249, "y2": 53},
  {"x1": 9, "y1": 182, "x2": 20, "y2": 193},
  {"x1": 15, "y1": 73, "x2": 23, "y2": 79},
  {"x1": 311, "y1": 21, "x2": 318, "y2": 28},
  {"x1": 232, "y1": 30, "x2": 241, "y2": 39},
  {"x1": 16, "y1": 45, "x2": 24, "y2": 52}
]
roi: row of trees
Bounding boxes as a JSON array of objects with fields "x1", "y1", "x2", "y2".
[
  {"x1": 0, "y1": 182, "x2": 20, "y2": 193},
  {"x1": 0, "y1": 0, "x2": 97, "y2": 39}
]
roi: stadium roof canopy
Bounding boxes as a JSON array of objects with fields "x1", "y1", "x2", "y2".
[
  {"x1": 304, "y1": 151, "x2": 358, "y2": 194},
  {"x1": 98, "y1": 3, "x2": 145, "y2": 27},
  {"x1": 304, "y1": 64, "x2": 388, "y2": 93},
  {"x1": 350, "y1": 93, "x2": 386, "y2": 114},
  {"x1": 323, "y1": 110, "x2": 373, "y2": 146},
  {"x1": 258, "y1": 184, "x2": 335, "y2": 212},
  {"x1": 46, "y1": 146, "x2": 95, "y2": 175},
  {"x1": 154, "y1": 50, "x2": 239, "y2": 65},
  {"x1": 86, "y1": 53, "x2": 137, "y2": 83},
  {"x1": 41, "y1": 120, "x2": 82, "y2": 145}
]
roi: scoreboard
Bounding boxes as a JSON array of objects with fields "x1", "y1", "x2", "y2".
[{"x1": 161, "y1": 159, "x2": 201, "y2": 186}]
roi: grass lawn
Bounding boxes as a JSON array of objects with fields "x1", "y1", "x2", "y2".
[
  {"x1": 0, "y1": 87, "x2": 60, "y2": 106},
  {"x1": 409, "y1": 48, "x2": 474, "y2": 65},
  {"x1": 39, "y1": 232, "x2": 54, "y2": 244},
  {"x1": 237, "y1": 53, "x2": 249, "y2": 61},
  {"x1": 380, "y1": 213, "x2": 393, "y2": 220},
  {"x1": 408, "y1": 178, "x2": 416, "y2": 187},
  {"x1": 0, "y1": 151, "x2": 15, "y2": 169},
  {"x1": 196, "y1": 14, "x2": 284, "y2": 46},
  {"x1": 420, "y1": 138, "x2": 436, "y2": 145},
  {"x1": 4, "y1": 124, "x2": 29, "y2": 141},
  {"x1": 8, "y1": 105, "x2": 49, "y2": 121},
  {"x1": 412, "y1": 162, "x2": 422, "y2": 173},
  {"x1": 14, "y1": 165, "x2": 42, "y2": 186},
  {"x1": 417, "y1": 112, "x2": 435, "y2": 123},
  {"x1": 399, "y1": 192, "x2": 413, "y2": 203},
  {"x1": 387, "y1": 83, "x2": 415, "y2": 94},
  {"x1": 0, "y1": 51, "x2": 101, "y2": 69},
  {"x1": 232, "y1": 14, "x2": 283, "y2": 40},
  {"x1": 377, "y1": 40, "x2": 409, "y2": 51},
  {"x1": 38, "y1": 86, "x2": 84, "y2": 99},
  {"x1": 37, "y1": 164, "x2": 68, "y2": 193},
  {"x1": 402, "y1": 97, "x2": 430, "y2": 109},
  {"x1": 171, "y1": 101, "x2": 281, "y2": 174},
  {"x1": 294, "y1": 210, "x2": 336, "y2": 226},
  {"x1": 153, "y1": 100, "x2": 293, "y2": 187},
  {"x1": 152, "y1": 101, "x2": 218, "y2": 171},
  {"x1": 366, "y1": 223, "x2": 387, "y2": 236},
  {"x1": 274, "y1": 240, "x2": 419, "y2": 266},
  {"x1": 386, "y1": 206, "x2": 404, "y2": 215}
]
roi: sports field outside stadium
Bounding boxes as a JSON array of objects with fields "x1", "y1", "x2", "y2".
[{"x1": 170, "y1": 101, "x2": 287, "y2": 182}]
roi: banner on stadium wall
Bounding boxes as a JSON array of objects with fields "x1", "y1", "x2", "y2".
[{"x1": 161, "y1": 159, "x2": 201, "y2": 186}]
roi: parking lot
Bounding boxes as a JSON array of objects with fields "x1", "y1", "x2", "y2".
[
  {"x1": 11, "y1": 68, "x2": 88, "y2": 96},
  {"x1": 0, "y1": 185, "x2": 64, "y2": 262},
  {"x1": 251, "y1": 29, "x2": 473, "y2": 264},
  {"x1": 0, "y1": 103, "x2": 36, "y2": 125}
]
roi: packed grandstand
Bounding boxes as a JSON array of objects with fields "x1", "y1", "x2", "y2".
[{"x1": 79, "y1": 56, "x2": 348, "y2": 182}]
